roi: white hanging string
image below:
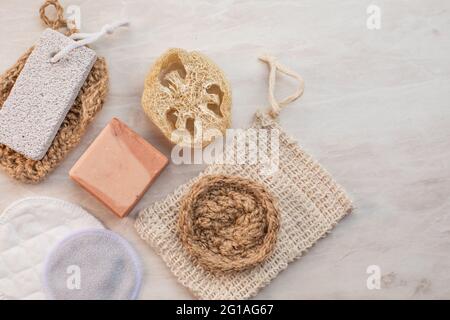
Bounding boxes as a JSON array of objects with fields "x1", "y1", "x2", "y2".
[
  {"x1": 259, "y1": 55, "x2": 305, "y2": 118},
  {"x1": 51, "y1": 20, "x2": 129, "y2": 63}
]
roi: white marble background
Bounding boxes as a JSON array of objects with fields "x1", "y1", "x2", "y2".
[{"x1": 0, "y1": 0, "x2": 449, "y2": 299}]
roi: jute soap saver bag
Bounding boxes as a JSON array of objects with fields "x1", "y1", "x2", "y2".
[
  {"x1": 135, "y1": 55, "x2": 353, "y2": 300},
  {"x1": 0, "y1": 0, "x2": 108, "y2": 183}
]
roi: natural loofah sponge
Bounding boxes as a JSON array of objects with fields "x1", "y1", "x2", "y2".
[{"x1": 142, "y1": 48, "x2": 231, "y2": 148}]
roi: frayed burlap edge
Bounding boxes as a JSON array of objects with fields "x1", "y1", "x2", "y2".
[
  {"x1": 135, "y1": 112, "x2": 352, "y2": 300},
  {"x1": 0, "y1": 47, "x2": 108, "y2": 183}
]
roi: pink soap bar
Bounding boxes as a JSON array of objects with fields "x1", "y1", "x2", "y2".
[{"x1": 70, "y1": 118, "x2": 168, "y2": 218}]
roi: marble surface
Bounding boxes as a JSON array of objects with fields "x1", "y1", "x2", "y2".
[{"x1": 0, "y1": 0, "x2": 449, "y2": 299}]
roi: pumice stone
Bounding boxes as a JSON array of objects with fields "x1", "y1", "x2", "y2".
[{"x1": 0, "y1": 28, "x2": 96, "y2": 160}]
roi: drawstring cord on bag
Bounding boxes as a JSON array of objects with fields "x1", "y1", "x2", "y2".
[
  {"x1": 259, "y1": 55, "x2": 305, "y2": 118},
  {"x1": 39, "y1": 0, "x2": 129, "y2": 63}
]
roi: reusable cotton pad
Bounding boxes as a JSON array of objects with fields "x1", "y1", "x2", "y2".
[
  {"x1": 0, "y1": 197, "x2": 103, "y2": 300},
  {"x1": 43, "y1": 229, "x2": 142, "y2": 300}
]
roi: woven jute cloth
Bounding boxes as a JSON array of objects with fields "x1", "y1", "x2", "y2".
[
  {"x1": 135, "y1": 108, "x2": 352, "y2": 299},
  {"x1": 0, "y1": 0, "x2": 108, "y2": 183}
]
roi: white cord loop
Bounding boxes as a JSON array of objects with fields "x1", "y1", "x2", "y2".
[
  {"x1": 51, "y1": 20, "x2": 129, "y2": 63},
  {"x1": 259, "y1": 55, "x2": 305, "y2": 118}
]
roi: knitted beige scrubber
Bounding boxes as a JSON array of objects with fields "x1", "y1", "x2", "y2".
[
  {"x1": 135, "y1": 56, "x2": 352, "y2": 300},
  {"x1": 0, "y1": 0, "x2": 108, "y2": 183}
]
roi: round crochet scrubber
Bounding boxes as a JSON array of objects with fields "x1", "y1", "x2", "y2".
[
  {"x1": 43, "y1": 229, "x2": 142, "y2": 300},
  {"x1": 178, "y1": 175, "x2": 280, "y2": 273},
  {"x1": 142, "y1": 48, "x2": 231, "y2": 148}
]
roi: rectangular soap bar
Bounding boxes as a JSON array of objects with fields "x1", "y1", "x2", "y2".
[
  {"x1": 69, "y1": 118, "x2": 169, "y2": 218},
  {"x1": 0, "y1": 28, "x2": 97, "y2": 160}
]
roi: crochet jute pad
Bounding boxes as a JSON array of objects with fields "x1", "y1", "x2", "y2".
[
  {"x1": 0, "y1": 0, "x2": 108, "y2": 183},
  {"x1": 177, "y1": 175, "x2": 280, "y2": 273},
  {"x1": 136, "y1": 114, "x2": 352, "y2": 299}
]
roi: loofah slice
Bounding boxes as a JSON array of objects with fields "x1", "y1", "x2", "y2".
[
  {"x1": 0, "y1": 47, "x2": 108, "y2": 183},
  {"x1": 178, "y1": 174, "x2": 280, "y2": 273},
  {"x1": 142, "y1": 48, "x2": 231, "y2": 148}
]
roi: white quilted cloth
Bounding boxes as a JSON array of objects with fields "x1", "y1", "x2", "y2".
[{"x1": 0, "y1": 197, "x2": 103, "y2": 299}]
